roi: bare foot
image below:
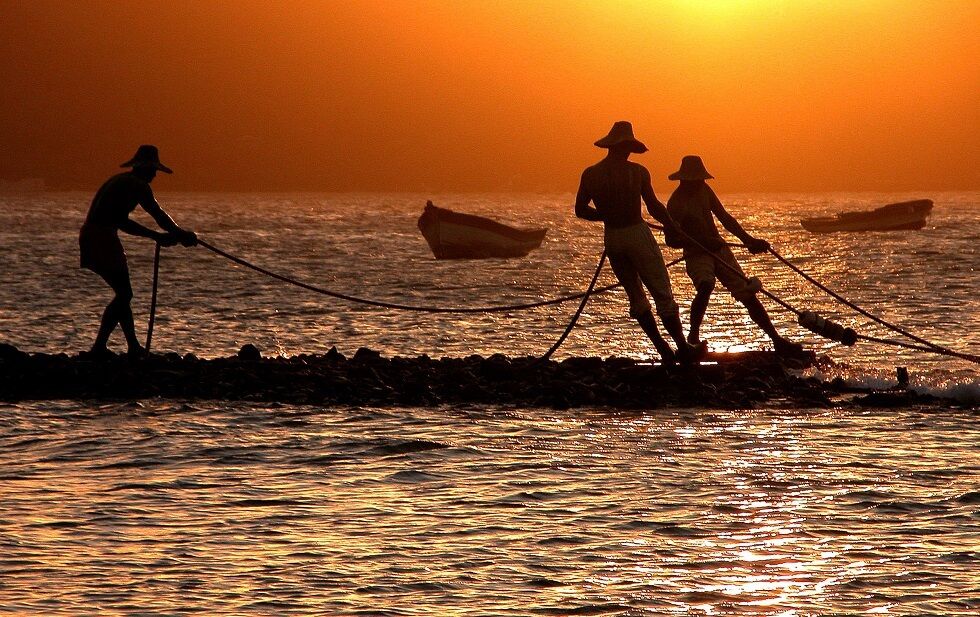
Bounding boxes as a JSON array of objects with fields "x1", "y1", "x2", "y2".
[
  {"x1": 83, "y1": 346, "x2": 115, "y2": 360},
  {"x1": 677, "y1": 341, "x2": 708, "y2": 365},
  {"x1": 774, "y1": 338, "x2": 806, "y2": 357}
]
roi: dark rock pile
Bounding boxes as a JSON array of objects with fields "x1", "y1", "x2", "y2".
[{"x1": 0, "y1": 342, "x2": 858, "y2": 408}]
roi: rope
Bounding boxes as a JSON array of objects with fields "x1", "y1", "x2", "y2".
[
  {"x1": 199, "y1": 238, "x2": 681, "y2": 314},
  {"x1": 768, "y1": 248, "x2": 980, "y2": 364},
  {"x1": 769, "y1": 248, "x2": 945, "y2": 351},
  {"x1": 539, "y1": 251, "x2": 607, "y2": 362},
  {"x1": 650, "y1": 223, "x2": 979, "y2": 364},
  {"x1": 656, "y1": 226, "x2": 805, "y2": 315},
  {"x1": 145, "y1": 242, "x2": 162, "y2": 354},
  {"x1": 856, "y1": 333, "x2": 980, "y2": 363},
  {"x1": 194, "y1": 230, "x2": 977, "y2": 364}
]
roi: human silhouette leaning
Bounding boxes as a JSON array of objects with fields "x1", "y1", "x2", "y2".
[
  {"x1": 79, "y1": 145, "x2": 196, "y2": 357},
  {"x1": 575, "y1": 122, "x2": 705, "y2": 365},
  {"x1": 664, "y1": 155, "x2": 806, "y2": 357}
]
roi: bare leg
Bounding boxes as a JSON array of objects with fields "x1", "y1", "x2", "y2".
[
  {"x1": 658, "y1": 307, "x2": 706, "y2": 364},
  {"x1": 741, "y1": 295, "x2": 781, "y2": 341},
  {"x1": 92, "y1": 300, "x2": 120, "y2": 352},
  {"x1": 741, "y1": 295, "x2": 803, "y2": 354},
  {"x1": 636, "y1": 310, "x2": 676, "y2": 365},
  {"x1": 94, "y1": 269, "x2": 142, "y2": 354},
  {"x1": 117, "y1": 297, "x2": 141, "y2": 352},
  {"x1": 688, "y1": 281, "x2": 714, "y2": 345},
  {"x1": 658, "y1": 308, "x2": 688, "y2": 348}
]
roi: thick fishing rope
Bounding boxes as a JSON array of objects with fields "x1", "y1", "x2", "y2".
[
  {"x1": 768, "y1": 248, "x2": 946, "y2": 352},
  {"x1": 195, "y1": 239, "x2": 680, "y2": 360},
  {"x1": 143, "y1": 233, "x2": 976, "y2": 365},
  {"x1": 198, "y1": 239, "x2": 625, "y2": 314},
  {"x1": 644, "y1": 222, "x2": 980, "y2": 364},
  {"x1": 539, "y1": 250, "x2": 607, "y2": 362}
]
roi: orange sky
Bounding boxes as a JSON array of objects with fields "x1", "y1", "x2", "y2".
[{"x1": 0, "y1": 0, "x2": 977, "y2": 192}]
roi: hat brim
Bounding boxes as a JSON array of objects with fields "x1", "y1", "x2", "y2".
[
  {"x1": 668, "y1": 171, "x2": 713, "y2": 181},
  {"x1": 120, "y1": 159, "x2": 173, "y2": 174},
  {"x1": 594, "y1": 138, "x2": 648, "y2": 153}
]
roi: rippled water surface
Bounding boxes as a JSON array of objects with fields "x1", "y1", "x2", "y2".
[
  {"x1": 0, "y1": 401, "x2": 977, "y2": 615},
  {"x1": 0, "y1": 192, "x2": 977, "y2": 384},
  {"x1": 0, "y1": 192, "x2": 978, "y2": 614}
]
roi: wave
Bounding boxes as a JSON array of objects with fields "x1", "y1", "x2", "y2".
[{"x1": 804, "y1": 365, "x2": 980, "y2": 404}]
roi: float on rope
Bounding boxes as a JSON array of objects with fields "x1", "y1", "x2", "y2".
[{"x1": 798, "y1": 311, "x2": 858, "y2": 346}]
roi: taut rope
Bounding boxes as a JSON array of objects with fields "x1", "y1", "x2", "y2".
[
  {"x1": 198, "y1": 239, "x2": 624, "y2": 314},
  {"x1": 141, "y1": 231, "x2": 977, "y2": 365},
  {"x1": 539, "y1": 250, "x2": 607, "y2": 362}
]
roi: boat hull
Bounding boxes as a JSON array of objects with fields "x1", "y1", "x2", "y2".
[
  {"x1": 418, "y1": 202, "x2": 547, "y2": 259},
  {"x1": 800, "y1": 199, "x2": 933, "y2": 233}
]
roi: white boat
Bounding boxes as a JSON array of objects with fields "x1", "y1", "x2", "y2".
[
  {"x1": 418, "y1": 201, "x2": 547, "y2": 259},
  {"x1": 800, "y1": 199, "x2": 933, "y2": 233}
]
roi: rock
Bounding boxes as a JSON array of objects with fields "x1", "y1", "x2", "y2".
[
  {"x1": 560, "y1": 356, "x2": 604, "y2": 372},
  {"x1": 853, "y1": 390, "x2": 932, "y2": 408},
  {"x1": 0, "y1": 343, "x2": 27, "y2": 363},
  {"x1": 238, "y1": 344, "x2": 261, "y2": 361},
  {"x1": 353, "y1": 347, "x2": 381, "y2": 363},
  {"x1": 0, "y1": 347, "x2": 958, "y2": 410}
]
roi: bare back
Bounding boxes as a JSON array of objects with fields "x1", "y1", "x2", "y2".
[
  {"x1": 578, "y1": 159, "x2": 648, "y2": 229},
  {"x1": 84, "y1": 172, "x2": 155, "y2": 228}
]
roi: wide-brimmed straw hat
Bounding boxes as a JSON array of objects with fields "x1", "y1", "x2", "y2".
[
  {"x1": 668, "y1": 155, "x2": 713, "y2": 181},
  {"x1": 594, "y1": 121, "x2": 648, "y2": 153},
  {"x1": 120, "y1": 145, "x2": 173, "y2": 174}
]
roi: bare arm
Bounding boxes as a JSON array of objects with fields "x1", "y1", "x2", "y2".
[
  {"x1": 138, "y1": 187, "x2": 197, "y2": 246},
  {"x1": 640, "y1": 171, "x2": 671, "y2": 224},
  {"x1": 641, "y1": 168, "x2": 684, "y2": 241},
  {"x1": 709, "y1": 193, "x2": 753, "y2": 243},
  {"x1": 709, "y1": 191, "x2": 769, "y2": 252},
  {"x1": 119, "y1": 218, "x2": 166, "y2": 240},
  {"x1": 574, "y1": 170, "x2": 603, "y2": 222},
  {"x1": 139, "y1": 193, "x2": 182, "y2": 234}
]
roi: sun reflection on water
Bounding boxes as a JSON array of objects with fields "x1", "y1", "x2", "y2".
[{"x1": 1, "y1": 395, "x2": 978, "y2": 613}]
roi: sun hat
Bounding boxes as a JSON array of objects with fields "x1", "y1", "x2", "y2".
[
  {"x1": 594, "y1": 121, "x2": 648, "y2": 153},
  {"x1": 120, "y1": 145, "x2": 173, "y2": 174},
  {"x1": 668, "y1": 155, "x2": 713, "y2": 181}
]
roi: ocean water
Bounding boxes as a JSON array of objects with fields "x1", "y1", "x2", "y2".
[
  {"x1": 0, "y1": 192, "x2": 978, "y2": 614},
  {"x1": 1, "y1": 192, "x2": 978, "y2": 381}
]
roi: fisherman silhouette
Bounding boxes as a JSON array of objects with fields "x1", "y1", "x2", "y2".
[
  {"x1": 664, "y1": 155, "x2": 807, "y2": 357},
  {"x1": 79, "y1": 145, "x2": 197, "y2": 357},
  {"x1": 575, "y1": 122, "x2": 706, "y2": 365}
]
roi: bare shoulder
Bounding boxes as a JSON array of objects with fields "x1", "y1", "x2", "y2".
[
  {"x1": 629, "y1": 161, "x2": 651, "y2": 180},
  {"x1": 582, "y1": 161, "x2": 605, "y2": 176},
  {"x1": 579, "y1": 162, "x2": 604, "y2": 186},
  {"x1": 703, "y1": 183, "x2": 723, "y2": 202}
]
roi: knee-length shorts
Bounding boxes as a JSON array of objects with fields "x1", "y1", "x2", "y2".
[
  {"x1": 684, "y1": 245, "x2": 754, "y2": 300},
  {"x1": 603, "y1": 223, "x2": 679, "y2": 319}
]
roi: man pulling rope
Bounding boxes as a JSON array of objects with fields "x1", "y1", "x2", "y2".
[
  {"x1": 79, "y1": 145, "x2": 197, "y2": 358},
  {"x1": 573, "y1": 122, "x2": 706, "y2": 365},
  {"x1": 664, "y1": 155, "x2": 809, "y2": 359}
]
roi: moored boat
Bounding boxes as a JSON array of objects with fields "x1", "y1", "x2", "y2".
[
  {"x1": 418, "y1": 200, "x2": 547, "y2": 259},
  {"x1": 800, "y1": 199, "x2": 933, "y2": 233}
]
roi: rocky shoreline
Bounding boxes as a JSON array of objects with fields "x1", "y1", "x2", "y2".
[{"x1": 0, "y1": 343, "x2": 945, "y2": 409}]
